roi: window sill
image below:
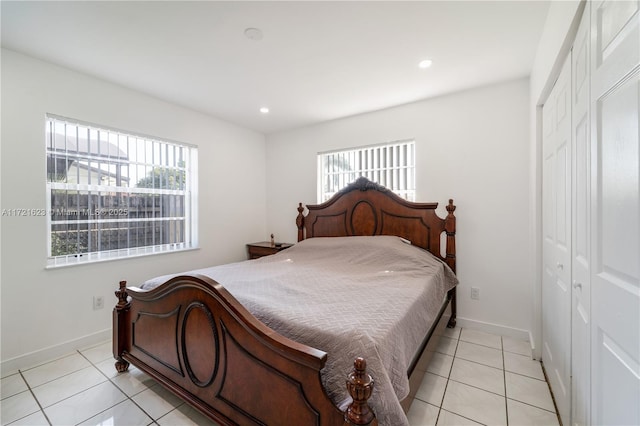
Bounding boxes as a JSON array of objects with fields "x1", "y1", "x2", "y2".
[{"x1": 45, "y1": 246, "x2": 200, "y2": 269}]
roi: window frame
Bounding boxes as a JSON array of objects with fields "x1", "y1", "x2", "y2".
[{"x1": 45, "y1": 114, "x2": 198, "y2": 268}]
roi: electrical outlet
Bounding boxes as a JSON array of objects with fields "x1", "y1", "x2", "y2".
[
  {"x1": 471, "y1": 287, "x2": 480, "y2": 300},
  {"x1": 93, "y1": 296, "x2": 104, "y2": 310}
]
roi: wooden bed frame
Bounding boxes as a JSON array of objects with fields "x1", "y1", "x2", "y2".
[{"x1": 113, "y1": 177, "x2": 457, "y2": 425}]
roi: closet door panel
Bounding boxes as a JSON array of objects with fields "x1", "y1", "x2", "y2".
[
  {"x1": 542, "y1": 53, "x2": 572, "y2": 426},
  {"x1": 593, "y1": 0, "x2": 639, "y2": 93},
  {"x1": 571, "y1": 5, "x2": 591, "y2": 425},
  {"x1": 599, "y1": 81, "x2": 639, "y2": 277},
  {"x1": 591, "y1": 1, "x2": 640, "y2": 425}
]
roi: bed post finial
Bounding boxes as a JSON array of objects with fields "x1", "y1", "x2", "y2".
[
  {"x1": 115, "y1": 280, "x2": 129, "y2": 310},
  {"x1": 345, "y1": 357, "x2": 376, "y2": 425},
  {"x1": 296, "y1": 203, "x2": 305, "y2": 242},
  {"x1": 446, "y1": 199, "x2": 456, "y2": 214}
]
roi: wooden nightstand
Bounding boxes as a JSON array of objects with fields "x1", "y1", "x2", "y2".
[{"x1": 246, "y1": 241, "x2": 294, "y2": 259}]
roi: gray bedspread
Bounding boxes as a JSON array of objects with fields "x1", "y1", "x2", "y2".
[{"x1": 141, "y1": 235, "x2": 458, "y2": 426}]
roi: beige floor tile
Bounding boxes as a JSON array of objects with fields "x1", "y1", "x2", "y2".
[
  {"x1": 6, "y1": 409, "x2": 49, "y2": 426},
  {"x1": 455, "y1": 341, "x2": 503, "y2": 369},
  {"x1": 460, "y1": 328, "x2": 502, "y2": 349},
  {"x1": 0, "y1": 390, "x2": 40, "y2": 425},
  {"x1": 32, "y1": 366, "x2": 106, "y2": 408},
  {"x1": 1, "y1": 369, "x2": 19, "y2": 380},
  {"x1": 157, "y1": 404, "x2": 220, "y2": 426},
  {"x1": 434, "y1": 336, "x2": 458, "y2": 356},
  {"x1": 505, "y1": 372, "x2": 555, "y2": 412},
  {"x1": 502, "y1": 336, "x2": 531, "y2": 356},
  {"x1": 44, "y1": 381, "x2": 126, "y2": 425},
  {"x1": 78, "y1": 399, "x2": 153, "y2": 426},
  {"x1": 436, "y1": 409, "x2": 483, "y2": 425},
  {"x1": 504, "y1": 352, "x2": 545, "y2": 380},
  {"x1": 80, "y1": 341, "x2": 113, "y2": 364},
  {"x1": 94, "y1": 359, "x2": 120, "y2": 379},
  {"x1": 111, "y1": 366, "x2": 157, "y2": 397},
  {"x1": 449, "y1": 358, "x2": 505, "y2": 396},
  {"x1": 415, "y1": 372, "x2": 448, "y2": 406},
  {"x1": 0, "y1": 374, "x2": 28, "y2": 400},
  {"x1": 507, "y1": 398, "x2": 559, "y2": 425},
  {"x1": 425, "y1": 352, "x2": 454, "y2": 378},
  {"x1": 22, "y1": 353, "x2": 91, "y2": 388},
  {"x1": 442, "y1": 380, "x2": 507, "y2": 426},
  {"x1": 132, "y1": 384, "x2": 184, "y2": 420}
]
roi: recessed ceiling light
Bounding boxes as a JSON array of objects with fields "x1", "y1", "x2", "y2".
[
  {"x1": 418, "y1": 59, "x2": 433, "y2": 69},
  {"x1": 259, "y1": 107, "x2": 269, "y2": 114},
  {"x1": 244, "y1": 28, "x2": 263, "y2": 41}
]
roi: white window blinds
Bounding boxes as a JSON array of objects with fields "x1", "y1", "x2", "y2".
[{"x1": 318, "y1": 140, "x2": 415, "y2": 202}]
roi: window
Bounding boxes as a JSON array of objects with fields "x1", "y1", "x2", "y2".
[
  {"x1": 318, "y1": 140, "x2": 415, "y2": 202},
  {"x1": 46, "y1": 115, "x2": 198, "y2": 267}
]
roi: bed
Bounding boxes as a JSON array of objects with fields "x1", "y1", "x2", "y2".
[{"x1": 113, "y1": 177, "x2": 458, "y2": 425}]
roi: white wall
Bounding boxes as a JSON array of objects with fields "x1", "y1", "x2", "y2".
[
  {"x1": 530, "y1": 1, "x2": 583, "y2": 105},
  {"x1": 0, "y1": 49, "x2": 267, "y2": 372},
  {"x1": 528, "y1": 0, "x2": 583, "y2": 358},
  {"x1": 266, "y1": 78, "x2": 531, "y2": 336}
]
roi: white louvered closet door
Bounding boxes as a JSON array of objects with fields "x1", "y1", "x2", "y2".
[
  {"x1": 542, "y1": 53, "x2": 572, "y2": 426},
  {"x1": 590, "y1": 1, "x2": 640, "y2": 425}
]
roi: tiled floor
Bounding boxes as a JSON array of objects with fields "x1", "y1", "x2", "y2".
[
  {"x1": 0, "y1": 343, "x2": 217, "y2": 426},
  {"x1": 406, "y1": 326, "x2": 560, "y2": 426},
  {"x1": 1, "y1": 327, "x2": 559, "y2": 426}
]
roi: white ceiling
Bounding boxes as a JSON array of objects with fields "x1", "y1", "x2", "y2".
[{"x1": 1, "y1": 1, "x2": 549, "y2": 135}]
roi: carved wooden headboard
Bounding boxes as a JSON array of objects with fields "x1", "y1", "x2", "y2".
[{"x1": 296, "y1": 177, "x2": 456, "y2": 273}]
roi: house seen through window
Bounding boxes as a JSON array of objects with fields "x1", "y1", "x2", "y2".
[
  {"x1": 318, "y1": 140, "x2": 415, "y2": 203},
  {"x1": 46, "y1": 115, "x2": 198, "y2": 267}
]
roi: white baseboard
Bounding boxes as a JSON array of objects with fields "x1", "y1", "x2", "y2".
[
  {"x1": 455, "y1": 316, "x2": 532, "y2": 346},
  {"x1": 1, "y1": 329, "x2": 110, "y2": 377}
]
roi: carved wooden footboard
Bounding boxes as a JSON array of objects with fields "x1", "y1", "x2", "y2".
[
  {"x1": 113, "y1": 177, "x2": 457, "y2": 425},
  {"x1": 113, "y1": 276, "x2": 377, "y2": 426}
]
